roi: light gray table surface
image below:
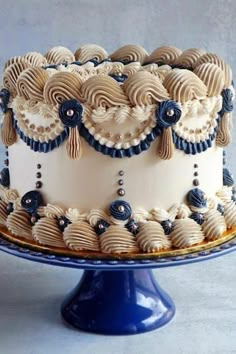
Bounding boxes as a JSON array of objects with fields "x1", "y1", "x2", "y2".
[
  {"x1": 0, "y1": 0, "x2": 235, "y2": 353},
  {"x1": 0, "y1": 251, "x2": 235, "y2": 354}
]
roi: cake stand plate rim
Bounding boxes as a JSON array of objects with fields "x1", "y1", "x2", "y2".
[{"x1": 0, "y1": 228, "x2": 235, "y2": 270}]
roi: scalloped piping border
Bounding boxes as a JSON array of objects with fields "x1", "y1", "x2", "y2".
[{"x1": 13, "y1": 114, "x2": 220, "y2": 158}]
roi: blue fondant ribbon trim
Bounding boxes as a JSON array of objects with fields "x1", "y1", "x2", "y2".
[
  {"x1": 172, "y1": 120, "x2": 218, "y2": 155},
  {"x1": 79, "y1": 124, "x2": 162, "y2": 158},
  {"x1": 13, "y1": 118, "x2": 69, "y2": 153},
  {"x1": 13, "y1": 114, "x2": 219, "y2": 157}
]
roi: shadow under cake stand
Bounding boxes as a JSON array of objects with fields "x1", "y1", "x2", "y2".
[{"x1": 0, "y1": 227, "x2": 235, "y2": 335}]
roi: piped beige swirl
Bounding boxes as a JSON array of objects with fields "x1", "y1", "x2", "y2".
[
  {"x1": 123, "y1": 71, "x2": 169, "y2": 105},
  {"x1": 81, "y1": 75, "x2": 129, "y2": 108},
  {"x1": 45, "y1": 46, "x2": 75, "y2": 64},
  {"x1": 141, "y1": 64, "x2": 172, "y2": 81},
  {"x1": 66, "y1": 127, "x2": 82, "y2": 160},
  {"x1": 202, "y1": 209, "x2": 226, "y2": 241},
  {"x1": 224, "y1": 201, "x2": 236, "y2": 228},
  {"x1": 136, "y1": 221, "x2": 171, "y2": 253},
  {"x1": 170, "y1": 218, "x2": 204, "y2": 248},
  {"x1": 87, "y1": 209, "x2": 110, "y2": 227},
  {"x1": 7, "y1": 209, "x2": 32, "y2": 239},
  {"x1": 4, "y1": 56, "x2": 30, "y2": 70},
  {"x1": 43, "y1": 71, "x2": 82, "y2": 105},
  {"x1": 147, "y1": 46, "x2": 182, "y2": 64},
  {"x1": 163, "y1": 69, "x2": 207, "y2": 102},
  {"x1": 174, "y1": 48, "x2": 205, "y2": 68},
  {"x1": 194, "y1": 63, "x2": 225, "y2": 96},
  {"x1": 100, "y1": 225, "x2": 139, "y2": 253},
  {"x1": 1, "y1": 109, "x2": 17, "y2": 146},
  {"x1": 216, "y1": 113, "x2": 232, "y2": 147},
  {"x1": 110, "y1": 44, "x2": 148, "y2": 64},
  {"x1": 17, "y1": 67, "x2": 50, "y2": 101},
  {"x1": 3, "y1": 61, "x2": 31, "y2": 96},
  {"x1": 43, "y1": 203, "x2": 65, "y2": 218},
  {"x1": 74, "y1": 44, "x2": 108, "y2": 63},
  {"x1": 158, "y1": 127, "x2": 174, "y2": 160},
  {"x1": 193, "y1": 53, "x2": 232, "y2": 87},
  {"x1": 24, "y1": 52, "x2": 48, "y2": 66},
  {"x1": 33, "y1": 217, "x2": 64, "y2": 247},
  {"x1": 0, "y1": 200, "x2": 8, "y2": 225},
  {"x1": 63, "y1": 221, "x2": 99, "y2": 251}
]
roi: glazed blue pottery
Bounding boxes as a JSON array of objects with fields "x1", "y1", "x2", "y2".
[{"x1": 61, "y1": 269, "x2": 175, "y2": 335}]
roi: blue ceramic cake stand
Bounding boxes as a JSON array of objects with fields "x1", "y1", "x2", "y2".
[{"x1": 0, "y1": 234, "x2": 235, "y2": 335}]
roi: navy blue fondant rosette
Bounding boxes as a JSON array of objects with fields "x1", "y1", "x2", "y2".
[
  {"x1": 187, "y1": 188, "x2": 207, "y2": 209},
  {"x1": 109, "y1": 200, "x2": 132, "y2": 221},
  {"x1": 156, "y1": 100, "x2": 218, "y2": 155},
  {"x1": 59, "y1": 99, "x2": 83, "y2": 128},
  {"x1": 21, "y1": 190, "x2": 43, "y2": 214},
  {"x1": 13, "y1": 99, "x2": 85, "y2": 154},
  {"x1": 155, "y1": 100, "x2": 182, "y2": 129}
]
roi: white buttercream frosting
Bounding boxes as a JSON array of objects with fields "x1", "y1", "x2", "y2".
[
  {"x1": 171, "y1": 218, "x2": 205, "y2": 248},
  {"x1": 0, "y1": 200, "x2": 8, "y2": 225},
  {"x1": 44, "y1": 203, "x2": 65, "y2": 218},
  {"x1": 202, "y1": 209, "x2": 226, "y2": 241},
  {"x1": 63, "y1": 221, "x2": 99, "y2": 251},
  {"x1": 224, "y1": 201, "x2": 236, "y2": 228},
  {"x1": 33, "y1": 217, "x2": 64, "y2": 247},
  {"x1": 136, "y1": 221, "x2": 171, "y2": 252},
  {"x1": 65, "y1": 208, "x2": 87, "y2": 223},
  {"x1": 7, "y1": 209, "x2": 33, "y2": 240},
  {"x1": 100, "y1": 225, "x2": 139, "y2": 253}
]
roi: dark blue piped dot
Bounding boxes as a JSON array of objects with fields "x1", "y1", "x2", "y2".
[
  {"x1": 217, "y1": 204, "x2": 225, "y2": 215},
  {"x1": 109, "y1": 73, "x2": 128, "y2": 83},
  {"x1": 189, "y1": 212, "x2": 205, "y2": 225},
  {"x1": 161, "y1": 219, "x2": 173, "y2": 235},
  {"x1": 95, "y1": 219, "x2": 110, "y2": 236},
  {"x1": 21, "y1": 190, "x2": 43, "y2": 214},
  {"x1": 187, "y1": 188, "x2": 207, "y2": 209},
  {"x1": 0, "y1": 168, "x2": 10, "y2": 188},
  {"x1": 125, "y1": 219, "x2": 139, "y2": 235},
  {"x1": 57, "y1": 216, "x2": 70, "y2": 232}
]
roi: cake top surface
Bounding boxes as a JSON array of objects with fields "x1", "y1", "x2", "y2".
[{"x1": 0, "y1": 44, "x2": 234, "y2": 160}]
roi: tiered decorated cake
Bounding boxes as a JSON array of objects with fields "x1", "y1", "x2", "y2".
[{"x1": 0, "y1": 44, "x2": 235, "y2": 256}]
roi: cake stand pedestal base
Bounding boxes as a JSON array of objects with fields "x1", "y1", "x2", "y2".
[
  {"x1": 61, "y1": 269, "x2": 175, "y2": 335},
  {"x1": 1, "y1": 229, "x2": 235, "y2": 335}
]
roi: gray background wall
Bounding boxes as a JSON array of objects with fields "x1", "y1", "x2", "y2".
[{"x1": 0, "y1": 1, "x2": 235, "y2": 353}]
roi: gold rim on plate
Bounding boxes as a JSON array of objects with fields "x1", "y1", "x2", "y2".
[{"x1": 0, "y1": 225, "x2": 236, "y2": 260}]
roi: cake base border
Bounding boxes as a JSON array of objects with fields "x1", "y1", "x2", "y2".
[{"x1": 0, "y1": 225, "x2": 235, "y2": 260}]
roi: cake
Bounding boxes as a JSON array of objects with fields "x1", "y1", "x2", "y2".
[{"x1": 0, "y1": 44, "x2": 235, "y2": 256}]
